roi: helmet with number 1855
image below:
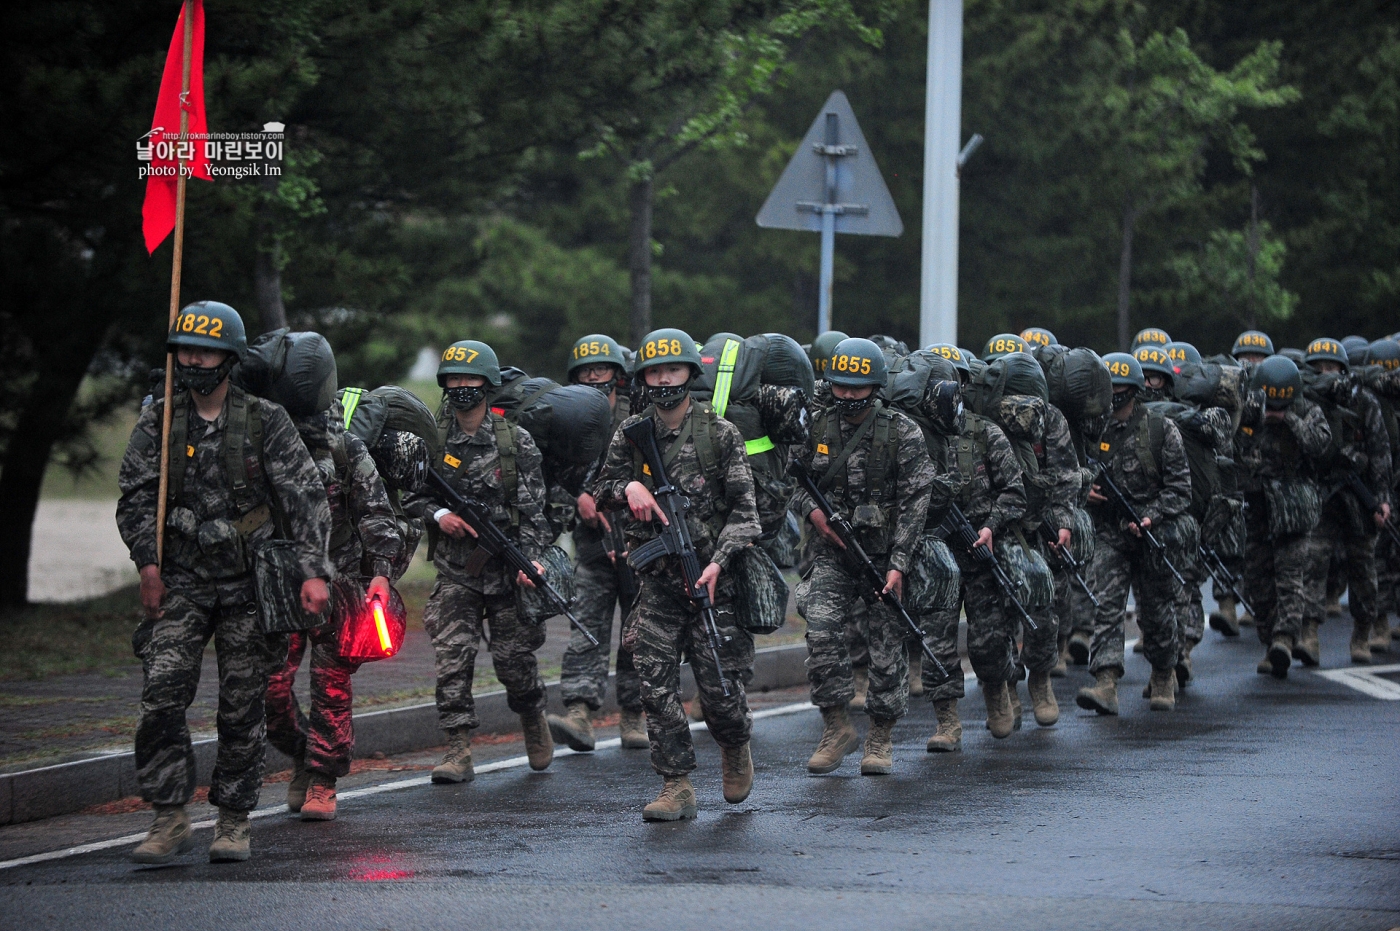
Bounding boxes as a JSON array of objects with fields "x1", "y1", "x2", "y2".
[{"x1": 826, "y1": 337, "x2": 888, "y2": 387}]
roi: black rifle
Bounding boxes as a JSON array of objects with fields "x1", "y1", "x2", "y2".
[
  {"x1": 604, "y1": 516, "x2": 639, "y2": 615},
  {"x1": 622, "y1": 418, "x2": 733, "y2": 696},
  {"x1": 1086, "y1": 458, "x2": 1187, "y2": 587},
  {"x1": 939, "y1": 503, "x2": 1039, "y2": 632},
  {"x1": 1037, "y1": 522, "x2": 1101, "y2": 610},
  {"x1": 1197, "y1": 543, "x2": 1256, "y2": 618},
  {"x1": 426, "y1": 469, "x2": 598, "y2": 646},
  {"x1": 1342, "y1": 471, "x2": 1400, "y2": 549},
  {"x1": 790, "y1": 461, "x2": 952, "y2": 680}
]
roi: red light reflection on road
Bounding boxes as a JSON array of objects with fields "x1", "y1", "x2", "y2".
[{"x1": 348, "y1": 853, "x2": 414, "y2": 882}]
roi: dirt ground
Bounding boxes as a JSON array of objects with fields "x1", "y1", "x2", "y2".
[{"x1": 28, "y1": 499, "x2": 137, "y2": 603}]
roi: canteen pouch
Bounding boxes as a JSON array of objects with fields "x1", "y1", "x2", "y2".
[
  {"x1": 1264, "y1": 478, "x2": 1321, "y2": 539},
  {"x1": 195, "y1": 517, "x2": 247, "y2": 580},
  {"x1": 907, "y1": 534, "x2": 961, "y2": 615},
  {"x1": 253, "y1": 538, "x2": 322, "y2": 633},
  {"x1": 517, "y1": 545, "x2": 575, "y2": 624},
  {"x1": 732, "y1": 544, "x2": 789, "y2": 634},
  {"x1": 995, "y1": 536, "x2": 1055, "y2": 610}
]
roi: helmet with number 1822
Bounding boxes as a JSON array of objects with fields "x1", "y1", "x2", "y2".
[{"x1": 167, "y1": 300, "x2": 248, "y2": 361}]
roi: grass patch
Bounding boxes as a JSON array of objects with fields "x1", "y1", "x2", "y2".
[{"x1": 0, "y1": 585, "x2": 142, "y2": 681}]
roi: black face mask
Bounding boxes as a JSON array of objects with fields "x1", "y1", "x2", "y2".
[
  {"x1": 1139, "y1": 384, "x2": 1168, "y2": 403},
  {"x1": 588, "y1": 380, "x2": 615, "y2": 395},
  {"x1": 923, "y1": 380, "x2": 965, "y2": 435},
  {"x1": 1111, "y1": 388, "x2": 1136, "y2": 411},
  {"x1": 835, "y1": 393, "x2": 875, "y2": 417},
  {"x1": 175, "y1": 357, "x2": 235, "y2": 396},
  {"x1": 647, "y1": 383, "x2": 690, "y2": 411},
  {"x1": 445, "y1": 385, "x2": 488, "y2": 412}
]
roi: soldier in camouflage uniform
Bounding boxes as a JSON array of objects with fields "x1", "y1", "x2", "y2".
[
  {"x1": 792, "y1": 338, "x2": 938, "y2": 775},
  {"x1": 1295, "y1": 339, "x2": 1392, "y2": 666},
  {"x1": 1077, "y1": 353, "x2": 1192, "y2": 715},
  {"x1": 265, "y1": 408, "x2": 402, "y2": 821},
  {"x1": 1365, "y1": 339, "x2": 1400, "y2": 648},
  {"x1": 401, "y1": 339, "x2": 557, "y2": 782},
  {"x1": 548, "y1": 334, "x2": 648, "y2": 753},
  {"x1": 594, "y1": 327, "x2": 762, "y2": 821},
  {"x1": 117, "y1": 302, "x2": 332, "y2": 864},
  {"x1": 1235, "y1": 355, "x2": 1333, "y2": 678}
]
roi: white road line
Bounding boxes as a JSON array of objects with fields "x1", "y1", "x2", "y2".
[
  {"x1": 0, "y1": 701, "x2": 818, "y2": 872},
  {"x1": 1314, "y1": 663, "x2": 1400, "y2": 701}
]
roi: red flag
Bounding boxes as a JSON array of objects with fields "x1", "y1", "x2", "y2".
[{"x1": 142, "y1": 0, "x2": 210, "y2": 254}]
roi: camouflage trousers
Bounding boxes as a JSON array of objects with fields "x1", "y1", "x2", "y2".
[
  {"x1": 423, "y1": 578, "x2": 546, "y2": 731},
  {"x1": 1017, "y1": 542, "x2": 1060, "y2": 676},
  {"x1": 132, "y1": 577, "x2": 285, "y2": 812},
  {"x1": 1087, "y1": 525, "x2": 1179, "y2": 675},
  {"x1": 629, "y1": 569, "x2": 753, "y2": 777},
  {"x1": 1172, "y1": 550, "x2": 1206, "y2": 646},
  {"x1": 798, "y1": 554, "x2": 910, "y2": 719},
  {"x1": 1304, "y1": 496, "x2": 1377, "y2": 633},
  {"x1": 1378, "y1": 531, "x2": 1400, "y2": 620},
  {"x1": 558, "y1": 556, "x2": 642, "y2": 712},
  {"x1": 266, "y1": 627, "x2": 361, "y2": 779},
  {"x1": 920, "y1": 548, "x2": 1018, "y2": 702},
  {"x1": 1061, "y1": 559, "x2": 1098, "y2": 643},
  {"x1": 1242, "y1": 504, "x2": 1310, "y2": 646},
  {"x1": 843, "y1": 599, "x2": 871, "y2": 670}
]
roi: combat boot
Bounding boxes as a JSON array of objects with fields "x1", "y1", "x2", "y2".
[
  {"x1": 1051, "y1": 644, "x2": 1069, "y2": 678},
  {"x1": 1176, "y1": 639, "x2": 1196, "y2": 688},
  {"x1": 1293, "y1": 619, "x2": 1321, "y2": 667},
  {"x1": 547, "y1": 701, "x2": 595, "y2": 752},
  {"x1": 908, "y1": 651, "x2": 923, "y2": 697},
  {"x1": 1209, "y1": 597, "x2": 1240, "y2": 637},
  {"x1": 1075, "y1": 669, "x2": 1120, "y2": 716},
  {"x1": 208, "y1": 808, "x2": 250, "y2": 863},
  {"x1": 1007, "y1": 680, "x2": 1023, "y2": 730},
  {"x1": 720, "y1": 742, "x2": 754, "y2": 803},
  {"x1": 860, "y1": 717, "x2": 896, "y2": 775},
  {"x1": 1256, "y1": 650, "x2": 1274, "y2": 675},
  {"x1": 850, "y1": 667, "x2": 870, "y2": 710},
  {"x1": 1238, "y1": 607, "x2": 1255, "y2": 627},
  {"x1": 807, "y1": 704, "x2": 860, "y2": 774},
  {"x1": 521, "y1": 709, "x2": 554, "y2": 770},
  {"x1": 642, "y1": 776, "x2": 696, "y2": 822},
  {"x1": 131, "y1": 804, "x2": 193, "y2": 864},
  {"x1": 300, "y1": 775, "x2": 337, "y2": 821},
  {"x1": 1027, "y1": 670, "x2": 1059, "y2": 726},
  {"x1": 982, "y1": 680, "x2": 1014, "y2": 738},
  {"x1": 1350, "y1": 622, "x2": 1373, "y2": 664},
  {"x1": 926, "y1": 700, "x2": 962, "y2": 752},
  {"x1": 1067, "y1": 631, "x2": 1091, "y2": 665},
  {"x1": 1268, "y1": 635, "x2": 1293, "y2": 679},
  {"x1": 1370, "y1": 617, "x2": 1392, "y2": 654},
  {"x1": 619, "y1": 707, "x2": 649, "y2": 750},
  {"x1": 431, "y1": 727, "x2": 474, "y2": 784},
  {"x1": 1148, "y1": 666, "x2": 1177, "y2": 711},
  {"x1": 1326, "y1": 594, "x2": 1343, "y2": 617},
  {"x1": 286, "y1": 754, "x2": 311, "y2": 812}
]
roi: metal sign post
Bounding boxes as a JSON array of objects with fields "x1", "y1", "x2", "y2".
[
  {"x1": 919, "y1": 0, "x2": 964, "y2": 348},
  {"x1": 757, "y1": 91, "x2": 902, "y2": 335}
]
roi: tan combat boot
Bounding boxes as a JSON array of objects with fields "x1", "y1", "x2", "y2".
[
  {"x1": 1293, "y1": 619, "x2": 1321, "y2": 667},
  {"x1": 1075, "y1": 669, "x2": 1120, "y2": 716},
  {"x1": 720, "y1": 742, "x2": 754, "y2": 803},
  {"x1": 860, "y1": 717, "x2": 896, "y2": 775},
  {"x1": 1326, "y1": 594, "x2": 1343, "y2": 617},
  {"x1": 300, "y1": 775, "x2": 337, "y2": 821},
  {"x1": 1051, "y1": 644, "x2": 1069, "y2": 678},
  {"x1": 619, "y1": 708, "x2": 649, "y2": 750},
  {"x1": 1067, "y1": 631, "x2": 1091, "y2": 665},
  {"x1": 1370, "y1": 617, "x2": 1392, "y2": 654},
  {"x1": 1148, "y1": 666, "x2": 1177, "y2": 711},
  {"x1": 131, "y1": 804, "x2": 194, "y2": 864},
  {"x1": 1175, "y1": 639, "x2": 1195, "y2": 688},
  {"x1": 1268, "y1": 635, "x2": 1293, "y2": 679},
  {"x1": 1209, "y1": 597, "x2": 1240, "y2": 637},
  {"x1": 1256, "y1": 650, "x2": 1274, "y2": 675},
  {"x1": 286, "y1": 755, "x2": 311, "y2": 812},
  {"x1": 908, "y1": 651, "x2": 924, "y2": 697},
  {"x1": 1008, "y1": 681, "x2": 1024, "y2": 730},
  {"x1": 807, "y1": 704, "x2": 860, "y2": 774},
  {"x1": 926, "y1": 700, "x2": 962, "y2": 752},
  {"x1": 1238, "y1": 607, "x2": 1255, "y2": 627},
  {"x1": 983, "y1": 680, "x2": 1014, "y2": 738},
  {"x1": 547, "y1": 701, "x2": 596, "y2": 752},
  {"x1": 850, "y1": 667, "x2": 870, "y2": 710},
  {"x1": 1350, "y1": 621, "x2": 1373, "y2": 664},
  {"x1": 642, "y1": 776, "x2": 697, "y2": 822},
  {"x1": 208, "y1": 808, "x2": 250, "y2": 863},
  {"x1": 1027, "y1": 670, "x2": 1060, "y2": 726},
  {"x1": 431, "y1": 727, "x2": 474, "y2": 784},
  {"x1": 521, "y1": 709, "x2": 554, "y2": 770}
]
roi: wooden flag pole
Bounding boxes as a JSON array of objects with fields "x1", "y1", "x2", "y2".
[{"x1": 154, "y1": 0, "x2": 195, "y2": 568}]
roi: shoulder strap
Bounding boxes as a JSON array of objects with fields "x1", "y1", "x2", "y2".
[
  {"x1": 492, "y1": 414, "x2": 519, "y2": 526},
  {"x1": 223, "y1": 387, "x2": 264, "y2": 514},
  {"x1": 819, "y1": 401, "x2": 882, "y2": 493},
  {"x1": 167, "y1": 394, "x2": 191, "y2": 507},
  {"x1": 868, "y1": 408, "x2": 896, "y2": 502},
  {"x1": 1134, "y1": 409, "x2": 1164, "y2": 480},
  {"x1": 692, "y1": 401, "x2": 723, "y2": 485},
  {"x1": 710, "y1": 338, "x2": 743, "y2": 417}
]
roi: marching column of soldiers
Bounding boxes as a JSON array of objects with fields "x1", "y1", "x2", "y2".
[{"x1": 116, "y1": 300, "x2": 1399, "y2": 862}]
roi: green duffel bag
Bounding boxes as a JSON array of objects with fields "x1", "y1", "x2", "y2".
[
  {"x1": 253, "y1": 538, "x2": 326, "y2": 633},
  {"x1": 733, "y1": 544, "x2": 789, "y2": 634},
  {"x1": 995, "y1": 535, "x2": 1055, "y2": 610},
  {"x1": 1264, "y1": 478, "x2": 1321, "y2": 539},
  {"x1": 907, "y1": 533, "x2": 961, "y2": 615},
  {"x1": 517, "y1": 544, "x2": 575, "y2": 624}
]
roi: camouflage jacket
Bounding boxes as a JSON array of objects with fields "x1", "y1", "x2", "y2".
[
  {"x1": 1235, "y1": 395, "x2": 1333, "y2": 492},
  {"x1": 595, "y1": 401, "x2": 761, "y2": 572},
  {"x1": 788, "y1": 402, "x2": 943, "y2": 573},
  {"x1": 939, "y1": 412, "x2": 1027, "y2": 535},
  {"x1": 293, "y1": 412, "x2": 402, "y2": 580},
  {"x1": 992, "y1": 397, "x2": 1081, "y2": 534},
  {"x1": 402, "y1": 412, "x2": 552, "y2": 594},
  {"x1": 1090, "y1": 403, "x2": 1192, "y2": 528},
  {"x1": 1312, "y1": 383, "x2": 1393, "y2": 506},
  {"x1": 116, "y1": 388, "x2": 333, "y2": 586},
  {"x1": 576, "y1": 391, "x2": 634, "y2": 566},
  {"x1": 747, "y1": 384, "x2": 809, "y2": 539}
]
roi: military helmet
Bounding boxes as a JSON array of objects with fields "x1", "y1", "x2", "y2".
[
  {"x1": 567, "y1": 334, "x2": 626, "y2": 380},
  {"x1": 437, "y1": 340, "x2": 502, "y2": 387},
  {"x1": 1133, "y1": 345, "x2": 1174, "y2": 380},
  {"x1": 825, "y1": 337, "x2": 889, "y2": 387},
  {"x1": 1131, "y1": 327, "x2": 1172, "y2": 351},
  {"x1": 982, "y1": 333, "x2": 1029, "y2": 361},
  {"x1": 1342, "y1": 335, "x2": 1371, "y2": 366},
  {"x1": 635, "y1": 327, "x2": 702, "y2": 377},
  {"x1": 1163, "y1": 341, "x2": 1201, "y2": 367},
  {"x1": 1367, "y1": 338, "x2": 1400, "y2": 372},
  {"x1": 1279, "y1": 347, "x2": 1307, "y2": 366},
  {"x1": 167, "y1": 301, "x2": 248, "y2": 361},
  {"x1": 809, "y1": 330, "x2": 849, "y2": 378},
  {"x1": 1019, "y1": 326, "x2": 1057, "y2": 348},
  {"x1": 1304, "y1": 337, "x2": 1349, "y2": 371},
  {"x1": 1103, "y1": 352, "x2": 1145, "y2": 389},
  {"x1": 1251, "y1": 355, "x2": 1302, "y2": 410},
  {"x1": 1232, "y1": 330, "x2": 1274, "y2": 358},
  {"x1": 925, "y1": 343, "x2": 971, "y2": 378}
]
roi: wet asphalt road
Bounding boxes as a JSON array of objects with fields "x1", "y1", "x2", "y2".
[{"x1": 2, "y1": 620, "x2": 1398, "y2": 931}]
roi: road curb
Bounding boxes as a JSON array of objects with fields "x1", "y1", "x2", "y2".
[{"x1": 0, "y1": 642, "x2": 809, "y2": 826}]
